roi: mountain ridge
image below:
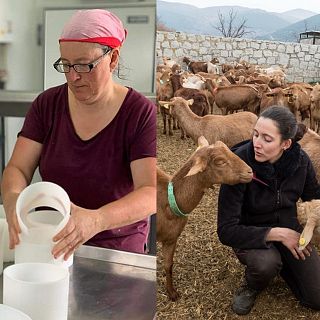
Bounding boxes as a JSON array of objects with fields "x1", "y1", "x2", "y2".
[{"x1": 157, "y1": 1, "x2": 320, "y2": 42}]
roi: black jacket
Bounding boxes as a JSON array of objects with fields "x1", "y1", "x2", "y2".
[{"x1": 217, "y1": 140, "x2": 320, "y2": 249}]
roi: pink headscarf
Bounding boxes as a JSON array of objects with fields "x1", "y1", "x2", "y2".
[{"x1": 59, "y1": 9, "x2": 127, "y2": 48}]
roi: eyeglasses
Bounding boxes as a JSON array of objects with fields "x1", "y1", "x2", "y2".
[{"x1": 53, "y1": 48, "x2": 111, "y2": 73}]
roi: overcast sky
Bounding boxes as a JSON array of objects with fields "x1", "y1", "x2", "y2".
[{"x1": 160, "y1": 0, "x2": 320, "y2": 14}]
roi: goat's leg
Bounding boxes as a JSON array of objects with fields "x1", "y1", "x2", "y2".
[
  {"x1": 173, "y1": 117, "x2": 178, "y2": 130},
  {"x1": 222, "y1": 106, "x2": 228, "y2": 115},
  {"x1": 309, "y1": 108, "x2": 314, "y2": 131},
  {"x1": 168, "y1": 116, "x2": 173, "y2": 136},
  {"x1": 161, "y1": 111, "x2": 167, "y2": 135},
  {"x1": 180, "y1": 127, "x2": 185, "y2": 139},
  {"x1": 162, "y1": 241, "x2": 179, "y2": 301},
  {"x1": 294, "y1": 109, "x2": 300, "y2": 122}
]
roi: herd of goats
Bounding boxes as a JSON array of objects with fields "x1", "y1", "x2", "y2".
[{"x1": 155, "y1": 56, "x2": 320, "y2": 301}]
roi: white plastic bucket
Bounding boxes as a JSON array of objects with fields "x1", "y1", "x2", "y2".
[
  {"x1": 15, "y1": 182, "x2": 73, "y2": 267},
  {"x1": 0, "y1": 304, "x2": 32, "y2": 320},
  {"x1": 0, "y1": 205, "x2": 14, "y2": 262},
  {"x1": 3, "y1": 263, "x2": 69, "y2": 320}
]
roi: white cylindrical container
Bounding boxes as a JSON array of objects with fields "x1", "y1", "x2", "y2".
[
  {"x1": 0, "y1": 219, "x2": 5, "y2": 274},
  {"x1": 15, "y1": 182, "x2": 73, "y2": 267},
  {"x1": 3, "y1": 263, "x2": 69, "y2": 320},
  {"x1": 0, "y1": 304, "x2": 32, "y2": 320}
]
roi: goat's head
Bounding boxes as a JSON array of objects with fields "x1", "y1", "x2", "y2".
[
  {"x1": 158, "y1": 97, "x2": 194, "y2": 115},
  {"x1": 185, "y1": 139, "x2": 253, "y2": 186},
  {"x1": 183, "y1": 57, "x2": 191, "y2": 64}
]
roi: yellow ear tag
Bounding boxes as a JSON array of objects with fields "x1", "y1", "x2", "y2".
[
  {"x1": 299, "y1": 237, "x2": 306, "y2": 246},
  {"x1": 163, "y1": 104, "x2": 169, "y2": 109}
]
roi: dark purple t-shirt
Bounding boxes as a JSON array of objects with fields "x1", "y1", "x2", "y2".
[{"x1": 19, "y1": 83, "x2": 156, "y2": 253}]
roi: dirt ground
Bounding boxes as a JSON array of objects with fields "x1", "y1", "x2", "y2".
[{"x1": 156, "y1": 114, "x2": 320, "y2": 320}]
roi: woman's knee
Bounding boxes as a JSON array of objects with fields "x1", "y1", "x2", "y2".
[{"x1": 247, "y1": 248, "x2": 282, "y2": 277}]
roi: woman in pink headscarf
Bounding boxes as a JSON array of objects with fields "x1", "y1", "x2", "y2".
[{"x1": 1, "y1": 9, "x2": 156, "y2": 256}]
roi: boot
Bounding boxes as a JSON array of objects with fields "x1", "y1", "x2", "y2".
[{"x1": 232, "y1": 284, "x2": 260, "y2": 315}]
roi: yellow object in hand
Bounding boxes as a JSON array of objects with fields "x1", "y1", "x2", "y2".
[{"x1": 299, "y1": 237, "x2": 306, "y2": 246}]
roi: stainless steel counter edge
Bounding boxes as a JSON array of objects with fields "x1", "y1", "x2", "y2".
[{"x1": 75, "y1": 245, "x2": 156, "y2": 270}]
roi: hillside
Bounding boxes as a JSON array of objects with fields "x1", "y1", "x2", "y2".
[
  {"x1": 260, "y1": 14, "x2": 320, "y2": 42},
  {"x1": 157, "y1": 1, "x2": 319, "y2": 41},
  {"x1": 282, "y1": 8, "x2": 318, "y2": 21}
]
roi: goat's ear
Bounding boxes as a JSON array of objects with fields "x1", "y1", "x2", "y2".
[
  {"x1": 299, "y1": 222, "x2": 315, "y2": 250},
  {"x1": 197, "y1": 136, "x2": 209, "y2": 149},
  {"x1": 187, "y1": 99, "x2": 194, "y2": 106},
  {"x1": 158, "y1": 100, "x2": 171, "y2": 106},
  {"x1": 298, "y1": 202, "x2": 316, "y2": 250},
  {"x1": 185, "y1": 156, "x2": 207, "y2": 177}
]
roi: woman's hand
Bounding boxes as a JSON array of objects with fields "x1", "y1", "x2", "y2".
[
  {"x1": 52, "y1": 203, "x2": 102, "y2": 260},
  {"x1": 7, "y1": 212, "x2": 21, "y2": 249},
  {"x1": 3, "y1": 193, "x2": 21, "y2": 249},
  {"x1": 267, "y1": 227, "x2": 312, "y2": 260},
  {"x1": 280, "y1": 228, "x2": 312, "y2": 260}
]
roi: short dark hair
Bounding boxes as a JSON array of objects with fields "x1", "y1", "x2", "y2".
[{"x1": 259, "y1": 105, "x2": 297, "y2": 141}]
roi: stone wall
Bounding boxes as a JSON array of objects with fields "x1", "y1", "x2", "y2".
[{"x1": 156, "y1": 31, "x2": 320, "y2": 83}]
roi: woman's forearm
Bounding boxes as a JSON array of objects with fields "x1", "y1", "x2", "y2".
[
  {"x1": 96, "y1": 185, "x2": 156, "y2": 231},
  {"x1": 1, "y1": 165, "x2": 30, "y2": 215}
]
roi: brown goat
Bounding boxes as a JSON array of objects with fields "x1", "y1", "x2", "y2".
[
  {"x1": 183, "y1": 57, "x2": 207, "y2": 74},
  {"x1": 157, "y1": 136, "x2": 253, "y2": 300},
  {"x1": 260, "y1": 87, "x2": 292, "y2": 114},
  {"x1": 296, "y1": 127, "x2": 320, "y2": 249},
  {"x1": 311, "y1": 84, "x2": 320, "y2": 132},
  {"x1": 170, "y1": 73, "x2": 210, "y2": 138},
  {"x1": 171, "y1": 73, "x2": 209, "y2": 116},
  {"x1": 299, "y1": 127, "x2": 320, "y2": 181},
  {"x1": 159, "y1": 97, "x2": 257, "y2": 148},
  {"x1": 157, "y1": 71, "x2": 175, "y2": 136},
  {"x1": 206, "y1": 79, "x2": 261, "y2": 115},
  {"x1": 285, "y1": 84, "x2": 313, "y2": 127}
]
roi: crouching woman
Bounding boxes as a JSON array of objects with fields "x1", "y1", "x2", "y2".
[{"x1": 217, "y1": 105, "x2": 320, "y2": 315}]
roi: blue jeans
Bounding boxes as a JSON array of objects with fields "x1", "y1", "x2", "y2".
[{"x1": 234, "y1": 243, "x2": 320, "y2": 310}]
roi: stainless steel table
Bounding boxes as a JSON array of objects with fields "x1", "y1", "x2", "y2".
[{"x1": 0, "y1": 245, "x2": 156, "y2": 320}]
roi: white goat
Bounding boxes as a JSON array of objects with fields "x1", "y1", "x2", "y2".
[
  {"x1": 207, "y1": 61, "x2": 220, "y2": 74},
  {"x1": 182, "y1": 74, "x2": 206, "y2": 90}
]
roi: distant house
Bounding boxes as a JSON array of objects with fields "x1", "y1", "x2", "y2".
[{"x1": 299, "y1": 31, "x2": 320, "y2": 45}]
